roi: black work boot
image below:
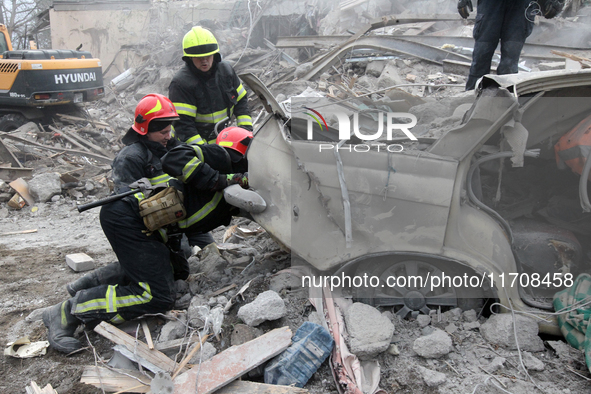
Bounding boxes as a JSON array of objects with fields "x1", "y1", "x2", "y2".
[
  {"x1": 66, "y1": 272, "x2": 100, "y2": 297},
  {"x1": 42, "y1": 299, "x2": 83, "y2": 354},
  {"x1": 66, "y1": 263, "x2": 125, "y2": 297}
]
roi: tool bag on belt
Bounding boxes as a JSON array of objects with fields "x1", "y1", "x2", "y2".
[{"x1": 139, "y1": 187, "x2": 186, "y2": 232}]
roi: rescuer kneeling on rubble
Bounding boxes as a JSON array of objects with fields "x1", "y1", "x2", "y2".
[{"x1": 43, "y1": 94, "x2": 252, "y2": 354}]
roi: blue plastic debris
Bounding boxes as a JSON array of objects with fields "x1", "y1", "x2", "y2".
[{"x1": 264, "y1": 321, "x2": 334, "y2": 388}]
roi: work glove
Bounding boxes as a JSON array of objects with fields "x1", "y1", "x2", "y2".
[
  {"x1": 457, "y1": 0, "x2": 473, "y2": 18},
  {"x1": 227, "y1": 173, "x2": 249, "y2": 189},
  {"x1": 538, "y1": 0, "x2": 564, "y2": 19},
  {"x1": 129, "y1": 177, "x2": 155, "y2": 198}
]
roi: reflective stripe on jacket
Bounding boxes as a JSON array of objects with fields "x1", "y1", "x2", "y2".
[{"x1": 169, "y1": 61, "x2": 253, "y2": 146}]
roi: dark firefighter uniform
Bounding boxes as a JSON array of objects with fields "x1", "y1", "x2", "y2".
[
  {"x1": 464, "y1": 0, "x2": 535, "y2": 91},
  {"x1": 169, "y1": 25, "x2": 253, "y2": 146},
  {"x1": 44, "y1": 94, "x2": 250, "y2": 354},
  {"x1": 71, "y1": 131, "x2": 181, "y2": 326},
  {"x1": 70, "y1": 131, "x2": 242, "y2": 327}
]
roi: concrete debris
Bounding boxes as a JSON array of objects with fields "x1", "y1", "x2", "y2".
[
  {"x1": 463, "y1": 321, "x2": 481, "y2": 331},
  {"x1": 158, "y1": 317, "x2": 188, "y2": 343},
  {"x1": 462, "y1": 309, "x2": 478, "y2": 323},
  {"x1": 188, "y1": 340, "x2": 217, "y2": 364},
  {"x1": 269, "y1": 270, "x2": 301, "y2": 293},
  {"x1": 294, "y1": 62, "x2": 314, "y2": 79},
  {"x1": 377, "y1": 61, "x2": 405, "y2": 89},
  {"x1": 344, "y1": 302, "x2": 395, "y2": 360},
  {"x1": 417, "y1": 365, "x2": 447, "y2": 387},
  {"x1": 480, "y1": 314, "x2": 544, "y2": 352},
  {"x1": 195, "y1": 243, "x2": 228, "y2": 278},
  {"x1": 523, "y1": 351, "x2": 545, "y2": 371},
  {"x1": 231, "y1": 324, "x2": 263, "y2": 347},
  {"x1": 485, "y1": 356, "x2": 506, "y2": 373},
  {"x1": 237, "y1": 290, "x2": 287, "y2": 326},
  {"x1": 29, "y1": 172, "x2": 62, "y2": 202},
  {"x1": 365, "y1": 60, "x2": 386, "y2": 78},
  {"x1": 413, "y1": 328, "x2": 453, "y2": 359}
]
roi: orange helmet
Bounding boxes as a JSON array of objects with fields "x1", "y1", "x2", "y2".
[
  {"x1": 132, "y1": 94, "x2": 179, "y2": 135},
  {"x1": 216, "y1": 127, "x2": 253, "y2": 155}
]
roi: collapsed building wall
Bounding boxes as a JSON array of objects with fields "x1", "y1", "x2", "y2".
[{"x1": 49, "y1": 0, "x2": 237, "y2": 80}]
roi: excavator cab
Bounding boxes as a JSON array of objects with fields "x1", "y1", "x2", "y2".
[{"x1": 0, "y1": 24, "x2": 11, "y2": 54}]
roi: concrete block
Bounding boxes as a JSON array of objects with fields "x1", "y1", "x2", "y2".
[
  {"x1": 417, "y1": 366, "x2": 446, "y2": 387},
  {"x1": 344, "y1": 302, "x2": 395, "y2": 360},
  {"x1": 66, "y1": 253, "x2": 95, "y2": 272},
  {"x1": 237, "y1": 290, "x2": 286, "y2": 326},
  {"x1": 158, "y1": 319, "x2": 187, "y2": 343},
  {"x1": 28, "y1": 173, "x2": 62, "y2": 203},
  {"x1": 480, "y1": 314, "x2": 544, "y2": 352},
  {"x1": 188, "y1": 341, "x2": 217, "y2": 364},
  {"x1": 523, "y1": 351, "x2": 545, "y2": 371},
  {"x1": 377, "y1": 61, "x2": 404, "y2": 89},
  {"x1": 413, "y1": 328, "x2": 452, "y2": 359},
  {"x1": 365, "y1": 60, "x2": 386, "y2": 77},
  {"x1": 417, "y1": 314, "x2": 431, "y2": 328},
  {"x1": 538, "y1": 61, "x2": 565, "y2": 71},
  {"x1": 295, "y1": 62, "x2": 314, "y2": 79}
]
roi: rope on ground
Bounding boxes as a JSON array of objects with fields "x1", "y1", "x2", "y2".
[{"x1": 504, "y1": 289, "x2": 547, "y2": 393}]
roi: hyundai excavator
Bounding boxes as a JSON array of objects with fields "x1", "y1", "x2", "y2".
[{"x1": 0, "y1": 24, "x2": 104, "y2": 131}]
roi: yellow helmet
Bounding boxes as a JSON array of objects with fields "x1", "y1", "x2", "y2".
[{"x1": 182, "y1": 26, "x2": 220, "y2": 59}]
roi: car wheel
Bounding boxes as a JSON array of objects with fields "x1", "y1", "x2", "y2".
[
  {"x1": 0, "y1": 113, "x2": 28, "y2": 132},
  {"x1": 353, "y1": 259, "x2": 484, "y2": 318}
]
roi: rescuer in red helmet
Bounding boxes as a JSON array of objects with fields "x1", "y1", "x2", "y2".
[{"x1": 43, "y1": 96, "x2": 253, "y2": 354}]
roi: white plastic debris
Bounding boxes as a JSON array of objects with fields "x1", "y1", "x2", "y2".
[{"x1": 4, "y1": 337, "x2": 49, "y2": 358}]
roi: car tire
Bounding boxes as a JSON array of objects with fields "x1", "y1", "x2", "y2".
[
  {"x1": 0, "y1": 113, "x2": 28, "y2": 132},
  {"x1": 350, "y1": 257, "x2": 486, "y2": 318}
]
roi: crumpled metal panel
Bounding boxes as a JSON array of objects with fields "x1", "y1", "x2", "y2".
[
  {"x1": 479, "y1": 69, "x2": 591, "y2": 96},
  {"x1": 249, "y1": 114, "x2": 458, "y2": 271}
]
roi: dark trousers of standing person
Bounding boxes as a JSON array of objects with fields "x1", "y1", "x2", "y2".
[
  {"x1": 466, "y1": 0, "x2": 535, "y2": 90},
  {"x1": 70, "y1": 199, "x2": 176, "y2": 326}
]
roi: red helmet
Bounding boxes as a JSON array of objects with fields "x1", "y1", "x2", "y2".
[
  {"x1": 132, "y1": 93, "x2": 179, "y2": 135},
  {"x1": 216, "y1": 127, "x2": 253, "y2": 155}
]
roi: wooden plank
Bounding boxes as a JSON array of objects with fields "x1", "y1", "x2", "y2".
[
  {"x1": 52, "y1": 125, "x2": 113, "y2": 158},
  {"x1": 141, "y1": 320, "x2": 154, "y2": 350},
  {"x1": 551, "y1": 50, "x2": 591, "y2": 69},
  {"x1": 171, "y1": 334, "x2": 209, "y2": 379},
  {"x1": 47, "y1": 125, "x2": 87, "y2": 150},
  {"x1": 0, "y1": 167, "x2": 33, "y2": 181},
  {"x1": 215, "y1": 380, "x2": 308, "y2": 394},
  {"x1": 0, "y1": 132, "x2": 113, "y2": 164},
  {"x1": 173, "y1": 326, "x2": 292, "y2": 394},
  {"x1": 0, "y1": 229, "x2": 37, "y2": 236},
  {"x1": 80, "y1": 366, "x2": 150, "y2": 393},
  {"x1": 210, "y1": 283, "x2": 237, "y2": 297},
  {"x1": 402, "y1": 22, "x2": 436, "y2": 35},
  {"x1": 0, "y1": 138, "x2": 23, "y2": 168},
  {"x1": 57, "y1": 113, "x2": 111, "y2": 128},
  {"x1": 25, "y1": 381, "x2": 57, "y2": 394},
  {"x1": 94, "y1": 321, "x2": 187, "y2": 375}
]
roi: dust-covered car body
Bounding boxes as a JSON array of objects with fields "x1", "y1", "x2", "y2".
[{"x1": 241, "y1": 70, "x2": 591, "y2": 333}]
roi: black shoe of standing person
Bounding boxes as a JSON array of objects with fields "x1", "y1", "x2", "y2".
[{"x1": 42, "y1": 299, "x2": 83, "y2": 354}]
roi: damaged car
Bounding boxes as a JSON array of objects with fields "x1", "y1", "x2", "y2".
[{"x1": 235, "y1": 69, "x2": 591, "y2": 334}]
